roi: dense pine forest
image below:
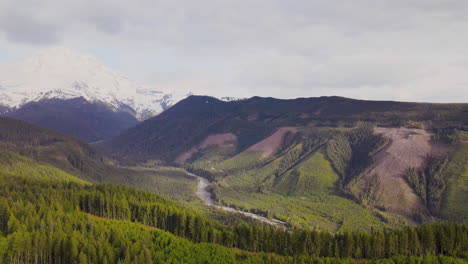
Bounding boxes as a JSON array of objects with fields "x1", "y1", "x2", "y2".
[{"x1": 0, "y1": 168, "x2": 467, "y2": 263}]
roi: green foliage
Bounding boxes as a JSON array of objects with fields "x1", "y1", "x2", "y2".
[
  {"x1": 104, "y1": 166, "x2": 200, "y2": 203},
  {"x1": 1, "y1": 174, "x2": 467, "y2": 263},
  {"x1": 274, "y1": 150, "x2": 339, "y2": 196},
  {"x1": 0, "y1": 187, "x2": 264, "y2": 263},
  {"x1": 326, "y1": 134, "x2": 352, "y2": 182},
  {"x1": 440, "y1": 132, "x2": 468, "y2": 222},
  {"x1": 218, "y1": 151, "x2": 264, "y2": 172},
  {"x1": 276, "y1": 136, "x2": 326, "y2": 179},
  {"x1": 0, "y1": 117, "x2": 111, "y2": 182},
  {"x1": 326, "y1": 125, "x2": 387, "y2": 188},
  {"x1": 359, "y1": 173, "x2": 382, "y2": 208},
  {"x1": 218, "y1": 187, "x2": 389, "y2": 232},
  {"x1": 205, "y1": 126, "x2": 390, "y2": 232},
  {"x1": 188, "y1": 145, "x2": 237, "y2": 176},
  {"x1": 0, "y1": 150, "x2": 87, "y2": 184},
  {"x1": 404, "y1": 154, "x2": 451, "y2": 215}
]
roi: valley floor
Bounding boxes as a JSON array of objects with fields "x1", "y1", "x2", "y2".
[{"x1": 187, "y1": 172, "x2": 286, "y2": 228}]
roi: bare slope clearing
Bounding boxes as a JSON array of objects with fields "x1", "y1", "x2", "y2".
[
  {"x1": 358, "y1": 127, "x2": 448, "y2": 220},
  {"x1": 248, "y1": 127, "x2": 298, "y2": 159},
  {"x1": 175, "y1": 133, "x2": 237, "y2": 164}
]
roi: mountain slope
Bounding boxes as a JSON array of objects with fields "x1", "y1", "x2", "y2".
[
  {"x1": 102, "y1": 95, "x2": 468, "y2": 165},
  {"x1": 0, "y1": 116, "x2": 107, "y2": 181},
  {"x1": 4, "y1": 97, "x2": 138, "y2": 141},
  {"x1": 0, "y1": 116, "x2": 202, "y2": 203},
  {"x1": 102, "y1": 95, "x2": 270, "y2": 164},
  {"x1": 440, "y1": 131, "x2": 468, "y2": 222},
  {"x1": 0, "y1": 150, "x2": 87, "y2": 183}
]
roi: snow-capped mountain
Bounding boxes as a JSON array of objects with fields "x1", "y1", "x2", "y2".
[
  {"x1": 0, "y1": 46, "x2": 186, "y2": 120},
  {"x1": 219, "y1": 96, "x2": 246, "y2": 102}
]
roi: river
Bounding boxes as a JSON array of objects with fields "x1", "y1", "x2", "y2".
[{"x1": 186, "y1": 172, "x2": 286, "y2": 228}]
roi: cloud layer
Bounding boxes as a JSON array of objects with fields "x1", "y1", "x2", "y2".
[{"x1": 1, "y1": 0, "x2": 467, "y2": 102}]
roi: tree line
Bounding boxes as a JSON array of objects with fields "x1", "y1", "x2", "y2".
[{"x1": 0, "y1": 175, "x2": 467, "y2": 264}]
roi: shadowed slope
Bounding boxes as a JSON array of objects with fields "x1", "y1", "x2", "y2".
[
  {"x1": 4, "y1": 97, "x2": 138, "y2": 142},
  {"x1": 102, "y1": 95, "x2": 468, "y2": 165}
]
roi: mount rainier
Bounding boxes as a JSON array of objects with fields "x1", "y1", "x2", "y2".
[{"x1": 0, "y1": 46, "x2": 187, "y2": 120}]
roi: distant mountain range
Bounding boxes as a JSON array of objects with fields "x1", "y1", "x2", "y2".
[{"x1": 0, "y1": 47, "x2": 196, "y2": 140}]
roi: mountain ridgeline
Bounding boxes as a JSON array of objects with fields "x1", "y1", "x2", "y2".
[
  {"x1": 103, "y1": 95, "x2": 467, "y2": 164},
  {"x1": 101, "y1": 95, "x2": 468, "y2": 227}
]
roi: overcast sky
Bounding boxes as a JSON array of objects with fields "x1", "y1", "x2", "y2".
[{"x1": 1, "y1": 0, "x2": 467, "y2": 102}]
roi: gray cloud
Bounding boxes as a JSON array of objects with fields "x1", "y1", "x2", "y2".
[
  {"x1": 0, "y1": 13, "x2": 62, "y2": 45},
  {"x1": 0, "y1": 0, "x2": 467, "y2": 102},
  {"x1": 82, "y1": 2, "x2": 127, "y2": 34},
  {"x1": 0, "y1": 0, "x2": 126, "y2": 45}
]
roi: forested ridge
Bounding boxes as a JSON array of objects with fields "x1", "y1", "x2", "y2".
[
  {"x1": 102, "y1": 95, "x2": 468, "y2": 164},
  {"x1": 0, "y1": 172, "x2": 466, "y2": 263},
  {"x1": 0, "y1": 117, "x2": 105, "y2": 182}
]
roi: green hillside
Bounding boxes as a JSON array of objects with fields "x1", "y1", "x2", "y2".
[
  {"x1": 184, "y1": 123, "x2": 468, "y2": 231},
  {"x1": 0, "y1": 172, "x2": 466, "y2": 263},
  {"x1": 0, "y1": 150, "x2": 86, "y2": 184},
  {"x1": 0, "y1": 175, "x2": 281, "y2": 264},
  {"x1": 273, "y1": 149, "x2": 338, "y2": 196},
  {"x1": 187, "y1": 126, "x2": 393, "y2": 231},
  {"x1": 440, "y1": 131, "x2": 468, "y2": 222},
  {"x1": 0, "y1": 117, "x2": 202, "y2": 205},
  {"x1": 0, "y1": 116, "x2": 105, "y2": 182}
]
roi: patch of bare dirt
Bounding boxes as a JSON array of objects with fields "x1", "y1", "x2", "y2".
[
  {"x1": 358, "y1": 127, "x2": 449, "y2": 219},
  {"x1": 248, "y1": 127, "x2": 298, "y2": 159},
  {"x1": 175, "y1": 133, "x2": 237, "y2": 165}
]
